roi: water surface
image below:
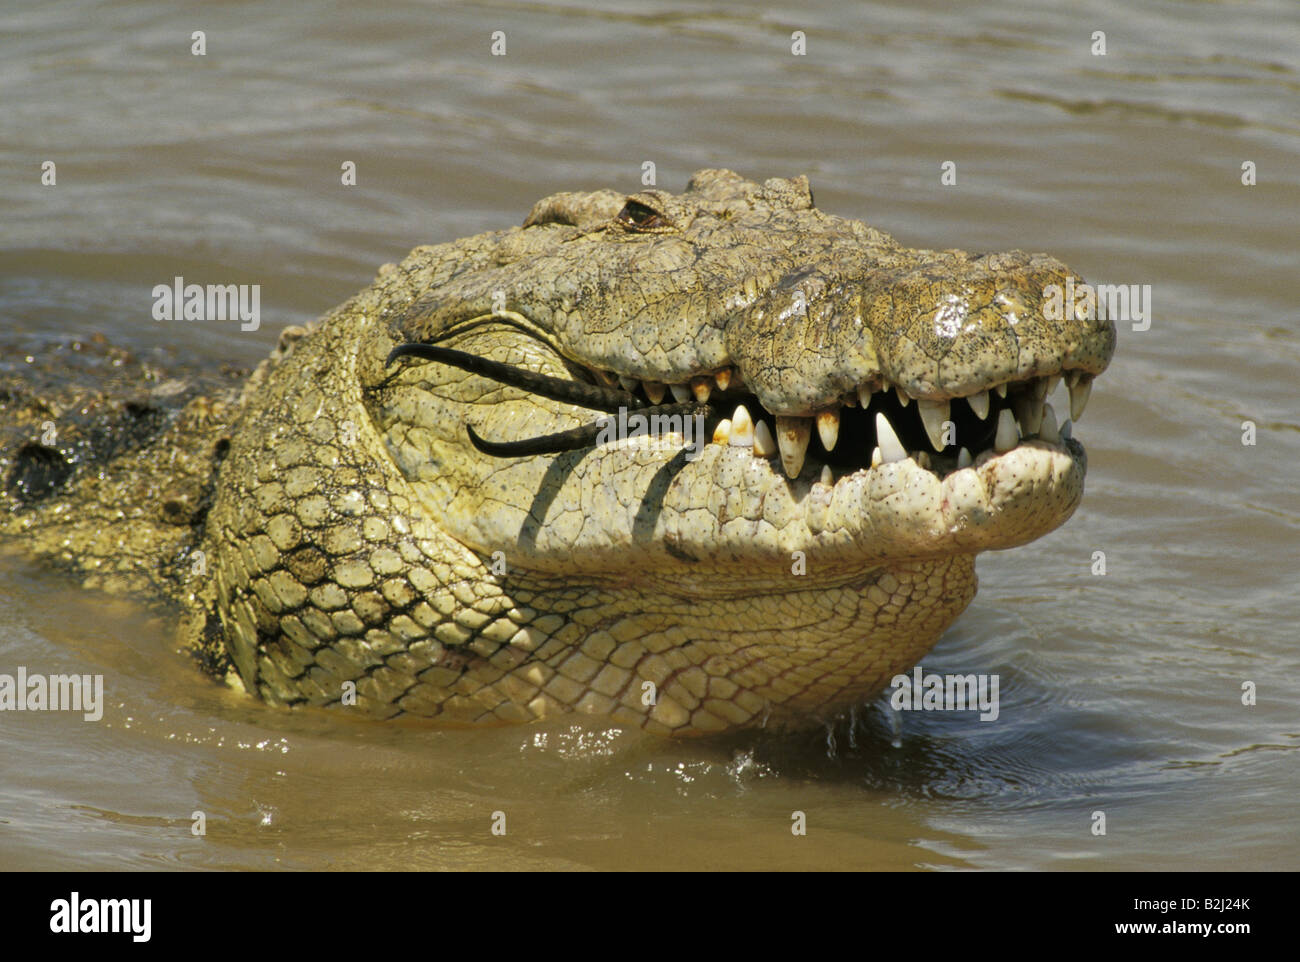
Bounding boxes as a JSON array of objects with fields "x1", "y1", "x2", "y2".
[{"x1": 1, "y1": 0, "x2": 1297, "y2": 870}]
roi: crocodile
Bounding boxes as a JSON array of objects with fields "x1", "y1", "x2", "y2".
[{"x1": 0, "y1": 168, "x2": 1114, "y2": 736}]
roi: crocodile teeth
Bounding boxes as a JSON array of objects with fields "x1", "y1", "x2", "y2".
[
  {"x1": 857, "y1": 385, "x2": 872, "y2": 408},
  {"x1": 1032, "y1": 378, "x2": 1048, "y2": 402},
  {"x1": 775, "y1": 415, "x2": 811, "y2": 479},
  {"x1": 994, "y1": 382, "x2": 1008, "y2": 399},
  {"x1": 895, "y1": 386, "x2": 911, "y2": 407},
  {"x1": 956, "y1": 446, "x2": 972, "y2": 468},
  {"x1": 819, "y1": 465, "x2": 833, "y2": 486},
  {"x1": 1039, "y1": 403, "x2": 1060, "y2": 442},
  {"x1": 729, "y1": 405, "x2": 754, "y2": 447},
  {"x1": 870, "y1": 446, "x2": 883, "y2": 468},
  {"x1": 914, "y1": 450, "x2": 931, "y2": 469},
  {"x1": 712, "y1": 418, "x2": 732, "y2": 445},
  {"x1": 1060, "y1": 418, "x2": 1073, "y2": 440},
  {"x1": 1045, "y1": 374, "x2": 1061, "y2": 397},
  {"x1": 1013, "y1": 393, "x2": 1044, "y2": 436},
  {"x1": 994, "y1": 409, "x2": 1019, "y2": 452},
  {"x1": 1068, "y1": 375, "x2": 1092, "y2": 421},
  {"x1": 618, "y1": 375, "x2": 639, "y2": 393},
  {"x1": 917, "y1": 398, "x2": 949, "y2": 451},
  {"x1": 816, "y1": 409, "x2": 840, "y2": 451},
  {"x1": 691, "y1": 377, "x2": 712, "y2": 403},
  {"x1": 714, "y1": 369, "x2": 732, "y2": 392},
  {"x1": 966, "y1": 390, "x2": 989, "y2": 420},
  {"x1": 644, "y1": 381, "x2": 666, "y2": 404},
  {"x1": 752, "y1": 420, "x2": 777, "y2": 457},
  {"x1": 670, "y1": 383, "x2": 692, "y2": 403},
  {"x1": 875, "y1": 412, "x2": 907, "y2": 463}
]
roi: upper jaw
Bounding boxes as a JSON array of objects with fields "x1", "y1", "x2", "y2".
[{"x1": 557, "y1": 252, "x2": 1115, "y2": 482}]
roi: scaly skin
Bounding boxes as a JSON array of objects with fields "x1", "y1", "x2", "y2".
[{"x1": 0, "y1": 170, "x2": 1114, "y2": 735}]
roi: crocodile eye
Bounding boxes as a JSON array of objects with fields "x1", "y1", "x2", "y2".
[{"x1": 615, "y1": 200, "x2": 669, "y2": 232}]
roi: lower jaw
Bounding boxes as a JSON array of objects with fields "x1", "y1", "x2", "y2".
[
  {"x1": 640, "y1": 434, "x2": 1088, "y2": 570},
  {"x1": 462, "y1": 433, "x2": 1086, "y2": 585}
]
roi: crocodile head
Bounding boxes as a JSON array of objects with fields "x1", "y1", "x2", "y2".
[{"x1": 208, "y1": 169, "x2": 1115, "y2": 735}]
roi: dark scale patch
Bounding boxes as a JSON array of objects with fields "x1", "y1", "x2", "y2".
[
  {"x1": 284, "y1": 546, "x2": 328, "y2": 586},
  {"x1": 5, "y1": 442, "x2": 74, "y2": 502},
  {"x1": 89, "y1": 399, "x2": 168, "y2": 463},
  {"x1": 189, "y1": 609, "x2": 233, "y2": 679},
  {"x1": 160, "y1": 497, "x2": 194, "y2": 525},
  {"x1": 350, "y1": 590, "x2": 392, "y2": 626},
  {"x1": 3, "y1": 388, "x2": 177, "y2": 505},
  {"x1": 246, "y1": 590, "x2": 281, "y2": 636}
]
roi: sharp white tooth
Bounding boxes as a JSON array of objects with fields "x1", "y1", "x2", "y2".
[
  {"x1": 816, "y1": 408, "x2": 840, "y2": 451},
  {"x1": 994, "y1": 382, "x2": 1008, "y2": 399},
  {"x1": 956, "y1": 446, "x2": 972, "y2": 468},
  {"x1": 1045, "y1": 374, "x2": 1061, "y2": 397},
  {"x1": 1065, "y1": 370, "x2": 1082, "y2": 388},
  {"x1": 1032, "y1": 378, "x2": 1048, "y2": 402},
  {"x1": 994, "y1": 409, "x2": 1018, "y2": 452},
  {"x1": 712, "y1": 419, "x2": 732, "y2": 445},
  {"x1": 644, "y1": 381, "x2": 666, "y2": 404},
  {"x1": 729, "y1": 405, "x2": 754, "y2": 447},
  {"x1": 871, "y1": 446, "x2": 883, "y2": 468},
  {"x1": 966, "y1": 389, "x2": 989, "y2": 420},
  {"x1": 1038, "y1": 403, "x2": 1060, "y2": 442},
  {"x1": 714, "y1": 369, "x2": 732, "y2": 392},
  {"x1": 690, "y1": 377, "x2": 712, "y2": 403},
  {"x1": 1060, "y1": 418, "x2": 1072, "y2": 440},
  {"x1": 875, "y1": 412, "x2": 907, "y2": 463},
  {"x1": 895, "y1": 386, "x2": 911, "y2": 407},
  {"x1": 914, "y1": 450, "x2": 931, "y2": 469},
  {"x1": 917, "y1": 398, "x2": 950, "y2": 451},
  {"x1": 670, "y1": 383, "x2": 692, "y2": 403},
  {"x1": 857, "y1": 384, "x2": 872, "y2": 408},
  {"x1": 1068, "y1": 375, "x2": 1092, "y2": 421},
  {"x1": 752, "y1": 420, "x2": 777, "y2": 457},
  {"x1": 819, "y1": 465, "x2": 833, "y2": 486},
  {"x1": 775, "y1": 415, "x2": 811, "y2": 479},
  {"x1": 1013, "y1": 393, "x2": 1043, "y2": 436}
]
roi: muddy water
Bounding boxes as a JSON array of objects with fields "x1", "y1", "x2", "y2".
[{"x1": 2, "y1": 0, "x2": 1297, "y2": 870}]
